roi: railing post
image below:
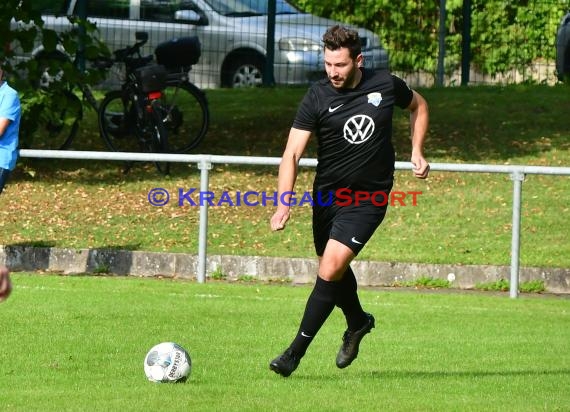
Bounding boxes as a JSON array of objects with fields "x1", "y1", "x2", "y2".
[
  {"x1": 509, "y1": 170, "x2": 525, "y2": 298},
  {"x1": 197, "y1": 157, "x2": 212, "y2": 283}
]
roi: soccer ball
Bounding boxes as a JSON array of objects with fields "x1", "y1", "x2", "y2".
[{"x1": 143, "y1": 342, "x2": 191, "y2": 383}]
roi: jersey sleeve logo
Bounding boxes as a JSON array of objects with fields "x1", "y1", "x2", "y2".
[
  {"x1": 367, "y1": 92, "x2": 383, "y2": 107},
  {"x1": 343, "y1": 115, "x2": 375, "y2": 144}
]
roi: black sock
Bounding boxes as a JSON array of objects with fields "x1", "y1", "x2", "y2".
[
  {"x1": 289, "y1": 276, "x2": 337, "y2": 357},
  {"x1": 335, "y1": 266, "x2": 368, "y2": 331}
]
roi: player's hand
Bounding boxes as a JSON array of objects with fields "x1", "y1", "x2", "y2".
[
  {"x1": 270, "y1": 208, "x2": 290, "y2": 231},
  {"x1": 0, "y1": 266, "x2": 12, "y2": 302},
  {"x1": 411, "y1": 154, "x2": 430, "y2": 179}
]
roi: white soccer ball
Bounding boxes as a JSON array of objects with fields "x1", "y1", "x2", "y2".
[{"x1": 143, "y1": 342, "x2": 191, "y2": 383}]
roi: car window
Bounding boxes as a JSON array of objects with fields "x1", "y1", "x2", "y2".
[
  {"x1": 86, "y1": 0, "x2": 130, "y2": 19},
  {"x1": 202, "y1": 0, "x2": 299, "y2": 16},
  {"x1": 31, "y1": 0, "x2": 67, "y2": 14},
  {"x1": 140, "y1": 0, "x2": 178, "y2": 22},
  {"x1": 202, "y1": 0, "x2": 256, "y2": 16},
  {"x1": 240, "y1": 0, "x2": 300, "y2": 15},
  {"x1": 140, "y1": 0, "x2": 201, "y2": 22}
]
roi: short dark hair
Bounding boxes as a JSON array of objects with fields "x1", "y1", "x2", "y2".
[{"x1": 322, "y1": 25, "x2": 361, "y2": 59}]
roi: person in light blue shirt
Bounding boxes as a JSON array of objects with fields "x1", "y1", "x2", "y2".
[{"x1": 0, "y1": 65, "x2": 21, "y2": 195}]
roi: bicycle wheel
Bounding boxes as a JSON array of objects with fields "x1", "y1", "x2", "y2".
[
  {"x1": 20, "y1": 89, "x2": 82, "y2": 150},
  {"x1": 98, "y1": 90, "x2": 140, "y2": 153},
  {"x1": 159, "y1": 81, "x2": 209, "y2": 153},
  {"x1": 99, "y1": 90, "x2": 171, "y2": 174}
]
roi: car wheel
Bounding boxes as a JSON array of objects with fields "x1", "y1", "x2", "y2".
[
  {"x1": 222, "y1": 55, "x2": 264, "y2": 88},
  {"x1": 34, "y1": 51, "x2": 69, "y2": 89}
]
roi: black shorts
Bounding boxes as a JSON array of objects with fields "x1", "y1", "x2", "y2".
[{"x1": 312, "y1": 185, "x2": 392, "y2": 256}]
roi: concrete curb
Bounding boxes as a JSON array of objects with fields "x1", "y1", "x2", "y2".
[{"x1": 1, "y1": 245, "x2": 568, "y2": 293}]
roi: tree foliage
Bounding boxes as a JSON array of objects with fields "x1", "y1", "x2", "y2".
[
  {"x1": 0, "y1": 0, "x2": 110, "y2": 138},
  {"x1": 292, "y1": 0, "x2": 568, "y2": 77}
]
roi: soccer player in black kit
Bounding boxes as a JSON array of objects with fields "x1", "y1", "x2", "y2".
[{"x1": 269, "y1": 25, "x2": 430, "y2": 377}]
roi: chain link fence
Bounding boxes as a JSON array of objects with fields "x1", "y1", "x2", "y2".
[
  {"x1": 33, "y1": 0, "x2": 570, "y2": 88},
  {"x1": 389, "y1": 0, "x2": 568, "y2": 86}
]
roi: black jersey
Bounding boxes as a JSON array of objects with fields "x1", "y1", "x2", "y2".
[{"x1": 293, "y1": 69, "x2": 413, "y2": 192}]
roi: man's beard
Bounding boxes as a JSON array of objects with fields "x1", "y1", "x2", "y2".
[{"x1": 330, "y1": 66, "x2": 359, "y2": 89}]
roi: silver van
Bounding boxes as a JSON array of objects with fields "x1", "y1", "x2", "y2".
[{"x1": 40, "y1": 0, "x2": 389, "y2": 88}]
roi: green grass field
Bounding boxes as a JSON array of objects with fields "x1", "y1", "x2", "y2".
[
  {"x1": 1, "y1": 274, "x2": 569, "y2": 411},
  {"x1": 2, "y1": 85, "x2": 568, "y2": 411},
  {"x1": 4, "y1": 84, "x2": 569, "y2": 268}
]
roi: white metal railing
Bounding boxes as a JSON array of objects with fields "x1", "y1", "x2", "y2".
[{"x1": 18, "y1": 149, "x2": 570, "y2": 298}]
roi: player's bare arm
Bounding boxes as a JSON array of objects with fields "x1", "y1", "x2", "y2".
[
  {"x1": 0, "y1": 118, "x2": 11, "y2": 137},
  {"x1": 270, "y1": 128, "x2": 312, "y2": 231},
  {"x1": 407, "y1": 90, "x2": 430, "y2": 179}
]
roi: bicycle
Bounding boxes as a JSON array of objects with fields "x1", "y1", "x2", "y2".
[
  {"x1": 22, "y1": 31, "x2": 209, "y2": 174},
  {"x1": 98, "y1": 32, "x2": 209, "y2": 174},
  {"x1": 19, "y1": 44, "x2": 105, "y2": 151}
]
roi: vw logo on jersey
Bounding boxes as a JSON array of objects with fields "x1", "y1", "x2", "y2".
[
  {"x1": 367, "y1": 92, "x2": 383, "y2": 107},
  {"x1": 343, "y1": 115, "x2": 375, "y2": 145}
]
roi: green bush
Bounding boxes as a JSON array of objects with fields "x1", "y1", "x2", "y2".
[
  {"x1": 1, "y1": 0, "x2": 110, "y2": 142},
  {"x1": 475, "y1": 278, "x2": 510, "y2": 291},
  {"x1": 474, "y1": 279, "x2": 546, "y2": 293},
  {"x1": 292, "y1": 0, "x2": 567, "y2": 77},
  {"x1": 519, "y1": 280, "x2": 546, "y2": 293},
  {"x1": 395, "y1": 276, "x2": 451, "y2": 289}
]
